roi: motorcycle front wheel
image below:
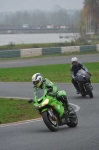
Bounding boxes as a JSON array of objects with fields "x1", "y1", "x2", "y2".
[
  {"x1": 78, "y1": 83, "x2": 86, "y2": 97},
  {"x1": 85, "y1": 84, "x2": 93, "y2": 98},
  {"x1": 42, "y1": 109, "x2": 58, "y2": 132}
]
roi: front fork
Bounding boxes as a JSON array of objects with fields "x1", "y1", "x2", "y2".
[
  {"x1": 48, "y1": 109, "x2": 57, "y2": 121},
  {"x1": 85, "y1": 83, "x2": 93, "y2": 91},
  {"x1": 40, "y1": 107, "x2": 57, "y2": 121}
]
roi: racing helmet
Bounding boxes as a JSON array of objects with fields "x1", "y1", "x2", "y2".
[
  {"x1": 32, "y1": 73, "x2": 43, "y2": 87},
  {"x1": 71, "y1": 57, "x2": 78, "y2": 64}
]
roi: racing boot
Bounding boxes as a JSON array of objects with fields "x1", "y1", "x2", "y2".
[
  {"x1": 72, "y1": 79, "x2": 80, "y2": 94},
  {"x1": 60, "y1": 95, "x2": 75, "y2": 116},
  {"x1": 66, "y1": 104, "x2": 75, "y2": 117}
]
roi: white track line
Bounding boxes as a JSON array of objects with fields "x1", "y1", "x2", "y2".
[
  {"x1": 0, "y1": 118, "x2": 42, "y2": 127},
  {"x1": 70, "y1": 103, "x2": 80, "y2": 112},
  {"x1": 0, "y1": 97, "x2": 80, "y2": 127},
  {"x1": 0, "y1": 96, "x2": 29, "y2": 100}
]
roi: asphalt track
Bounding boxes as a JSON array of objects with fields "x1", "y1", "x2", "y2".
[
  {"x1": 0, "y1": 82, "x2": 99, "y2": 150},
  {"x1": 0, "y1": 53, "x2": 99, "y2": 68},
  {"x1": 0, "y1": 53, "x2": 99, "y2": 150}
]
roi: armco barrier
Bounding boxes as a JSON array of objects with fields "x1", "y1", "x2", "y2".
[
  {"x1": 20, "y1": 48, "x2": 42, "y2": 57},
  {"x1": 80, "y1": 45, "x2": 97, "y2": 52},
  {"x1": 0, "y1": 50, "x2": 20, "y2": 58},
  {"x1": 42, "y1": 47, "x2": 61, "y2": 55},
  {"x1": 0, "y1": 44, "x2": 98, "y2": 59},
  {"x1": 61, "y1": 46, "x2": 80, "y2": 54},
  {"x1": 20, "y1": 49, "x2": 31, "y2": 57}
]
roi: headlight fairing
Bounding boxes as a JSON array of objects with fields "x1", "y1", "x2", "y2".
[{"x1": 42, "y1": 99, "x2": 49, "y2": 107}]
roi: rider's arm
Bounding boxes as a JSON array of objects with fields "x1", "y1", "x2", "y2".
[
  {"x1": 45, "y1": 78, "x2": 58, "y2": 94},
  {"x1": 70, "y1": 66, "x2": 75, "y2": 79},
  {"x1": 45, "y1": 79, "x2": 53, "y2": 91},
  {"x1": 80, "y1": 63, "x2": 88, "y2": 72},
  {"x1": 33, "y1": 87, "x2": 37, "y2": 102}
]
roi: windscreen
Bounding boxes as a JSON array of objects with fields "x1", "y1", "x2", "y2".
[
  {"x1": 77, "y1": 69, "x2": 86, "y2": 75},
  {"x1": 36, "y1": 89, "x2": 44, "y2": 99}
]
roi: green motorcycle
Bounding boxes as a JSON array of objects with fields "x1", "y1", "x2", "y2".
[{"x1": 29, "y1": 88, "x2": 78, "y2": 132}]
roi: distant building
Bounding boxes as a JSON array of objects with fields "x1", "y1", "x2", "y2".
[
  {"x1": 60, "y1": 26, "x2": 66, "y2": 29},
  {"x1": 47, "y1": 25, "x2": 53, "y2": 29},
  {"x1": 22, "y1": 24, "x2": 29, "y2": 28}
]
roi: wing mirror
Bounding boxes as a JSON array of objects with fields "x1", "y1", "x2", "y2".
[{"x1": 28, "y1": 98, "x2": 34, "y2": 103}]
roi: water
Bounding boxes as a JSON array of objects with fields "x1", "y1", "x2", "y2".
[{"x1": 0, "y1": 33, "x2": 79, "y2": 46}]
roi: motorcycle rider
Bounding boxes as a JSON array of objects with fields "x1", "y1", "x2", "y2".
[
  {"x1": 29, "y1": 73, "x2": 73, "y2": 115},
  {"x1": 70, "y1": 57, "x2": 91, "y2": 94}
]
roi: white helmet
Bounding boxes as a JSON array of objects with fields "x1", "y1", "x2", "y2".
[
  {"x1": 71, "y1": 57, "x2": 78, "y2": 63},
  {"x1": 32, "y1": 73, "x2": 43, "y2": 87}
]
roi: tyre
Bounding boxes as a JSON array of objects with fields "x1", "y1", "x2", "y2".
[
  {"x1": 85, "y1": 84, "x2": 93, "y2": 98},
  {"x1": 42, "y1": 109, "x2": 58, "y2": 132},
  {"x1": 67, "y1": 106, "x2": 78, "y2": 128},
  {"x1": 79, "y1": 83, "x2": 86, "y2": 97}
]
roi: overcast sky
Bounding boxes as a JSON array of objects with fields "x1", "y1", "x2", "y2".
[{"x1": 0, "y1": 0, "x2": 84, "y2": 12}]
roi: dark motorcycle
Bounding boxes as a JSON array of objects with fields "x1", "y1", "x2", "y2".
[{"x1": 76, "y1": 69, "x2": 93, "y2": 98}]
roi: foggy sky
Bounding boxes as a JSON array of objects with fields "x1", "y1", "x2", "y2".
[{"x1": 0, "y1": 0, "x2": 84, "y2": 12}]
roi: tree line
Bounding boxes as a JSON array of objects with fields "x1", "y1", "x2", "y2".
[
  {"x1": 1, "y1": 1, "x2": 98, "y2": 34},
  {"x1": 79, "y1": 0, "x2": 99, "y2": 34},
  {"x1": 0, "y1": 8, "x2": 80, "y2": 28}
]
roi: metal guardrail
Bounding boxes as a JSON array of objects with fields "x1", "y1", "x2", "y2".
[
  {"x1": 80, "y1": 45, "x2": 97, "y2": 52},
  {"x1": 42, "y1": 47, "x2": 61, "y2": 55},
  {"x1": 0, "y1": 50, "x2": 20, "y2": 58}
]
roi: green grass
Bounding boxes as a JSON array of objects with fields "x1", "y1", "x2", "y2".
[
  {"x1": 0, "y1": 98, "x2": 40, "y2": 124},
  {"x1": 0, "y1": 39, "x2": 99, "y2": 50},
  {"x1": 0, "y1": 41, "x2": 91, "y2": 50},
  {"x1": 0, "y1": 62, "x2": 99, "y2": 83}
]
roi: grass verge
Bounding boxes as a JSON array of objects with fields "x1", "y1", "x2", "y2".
[
  {"x1": 0, "y1": 62, "x2": 99, "y2": 83},
  {"x1": 0, "y1": 98, "x2": 40, "y2": 124},
  {"x1": 0, "y1": 41, "x2": 95, "y2": 50}
]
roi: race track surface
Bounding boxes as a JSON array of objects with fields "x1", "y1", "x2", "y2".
[
  {"x1": 0, "y1": 82, "x2": 99, "y2": 150},
  {"x1": 0, "y1": 53, "x2": 99, "y2": 68},
  {"x1": 0, "y1": 54, "x2": 99, "y2": 150}
]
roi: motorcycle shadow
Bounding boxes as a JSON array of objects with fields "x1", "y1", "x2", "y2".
[
  {"x1": 70, "y1": 95, "x2": 93, "y2": 100},
  {"x1": 35, "y1": 125, "x2": 78, "y2": 133}
]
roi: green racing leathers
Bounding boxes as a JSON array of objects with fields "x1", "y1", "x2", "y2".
[{"x1": 33, "y1": 78, "x2": 70, "y2": 111}]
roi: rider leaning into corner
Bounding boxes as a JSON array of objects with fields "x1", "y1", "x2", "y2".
[
  {"x1": 29, "y1": 73, "x2": 74, "y2": 115},
  {"x1": 70, "y1": 57, "x2": 92, "y2": 94}
]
